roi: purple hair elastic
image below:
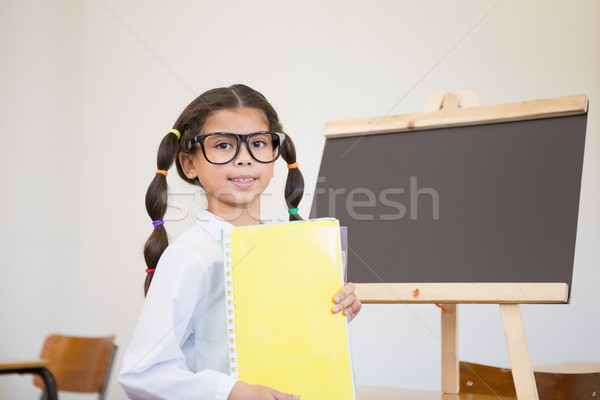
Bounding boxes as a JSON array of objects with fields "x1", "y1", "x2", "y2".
[{"x1": 152, "y1": 220, "x2": 165, "y2": 228}]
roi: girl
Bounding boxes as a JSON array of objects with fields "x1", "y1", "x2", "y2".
[{"x1": 118, "y1": 84, "x2": 361, "y2": 400}]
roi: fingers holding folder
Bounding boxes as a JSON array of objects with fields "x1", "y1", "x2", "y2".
[
  {"x1": 228, "y1": 382, "x2": 300, "y2": 400},
  {"x1": 333, "y1": 282, "x2": 362, "y2": 322}
]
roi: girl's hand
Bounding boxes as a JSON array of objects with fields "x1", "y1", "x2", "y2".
[
  {"x1": 332, "y1": 282, "x2": 362, "y2": 322},
  {"x1": 229, "y1": 381, "x2": 299, "y2": 400}
]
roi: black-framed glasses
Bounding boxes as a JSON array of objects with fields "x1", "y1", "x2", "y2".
[{"x1": 191, "y1": 131, "x2": 286, "y2": 165}]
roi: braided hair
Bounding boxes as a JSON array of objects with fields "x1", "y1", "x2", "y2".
[{"x1": 143, "y1": 84, "x2": 304, "y2": 295}]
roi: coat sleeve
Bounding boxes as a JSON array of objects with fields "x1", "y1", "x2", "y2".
[{"x1": 118, "y1": 244, "x2": 237, "y2": 400}]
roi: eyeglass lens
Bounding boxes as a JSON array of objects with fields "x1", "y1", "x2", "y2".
[{"x1": 203, "y1": 133, "x2": 280, "y2": 164}]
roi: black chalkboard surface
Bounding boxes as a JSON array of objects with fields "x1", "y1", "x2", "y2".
[{"x1": 310, "y1": 97, "x2": 587, "y2": 294}]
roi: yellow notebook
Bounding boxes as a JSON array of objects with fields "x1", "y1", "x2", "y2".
[{"x1": 223, "y1": 218, "x2": 355, "y2": 399}]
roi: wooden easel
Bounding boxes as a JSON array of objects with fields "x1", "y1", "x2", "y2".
[
  {"x1": 320, "y1": 91, "x2": 587, "y2": 399},
  {"x1": 354, "y1": 91, "x2": 574, "y2": 400}
]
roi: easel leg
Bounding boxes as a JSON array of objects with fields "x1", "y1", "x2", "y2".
[
  {"x1": 499, "y1": 304, "x2": 539, "y2": 400},
  {"x1": 441, "y1": 303, "x2": 459, "y2": 394}
]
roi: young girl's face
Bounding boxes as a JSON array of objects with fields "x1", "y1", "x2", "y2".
[{"x1": 181, "y1": 107, "x2": 276, "y2": 218}]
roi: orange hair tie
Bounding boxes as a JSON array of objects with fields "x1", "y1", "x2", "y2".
[
  {"x1": 287, "y1": 162, "x2": 299, "y2": 169},
  {"x1": 155, "y1": 170, "x2": 168, "y2": 176}
]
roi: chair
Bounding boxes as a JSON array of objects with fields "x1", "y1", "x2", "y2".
[
  {"x1": 460, "y1": 361, "x2": 600, "y2": 399},
  {"x1": 33, "y1": 335, "x2": 117, "y2": 399}
]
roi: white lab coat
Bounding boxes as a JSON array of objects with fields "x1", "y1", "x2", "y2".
[{"x1": 119, "y1": 209, "x2": 238, "y2": 399}]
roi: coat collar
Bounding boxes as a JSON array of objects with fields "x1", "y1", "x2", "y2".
[{"x1": 195, "y1": 209, "x2": 234, "y2": 241}]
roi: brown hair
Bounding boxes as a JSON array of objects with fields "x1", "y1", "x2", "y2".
[{"x1": 143, "y1": 84, "x2": 304, "y2": 295}]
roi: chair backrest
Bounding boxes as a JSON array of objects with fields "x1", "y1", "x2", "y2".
[
  {"x1": 460, "y1": 361, "x2": 600, "y2": 399},
  {"x1": 34, "y1": 335, "x2": 117, "y2": 396}
]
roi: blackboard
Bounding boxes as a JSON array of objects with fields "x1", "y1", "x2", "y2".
[{"x1": 310, "y1": 97, "x2": 587, "y2": 294}]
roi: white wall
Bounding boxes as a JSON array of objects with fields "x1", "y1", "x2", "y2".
[{"x1": 1, "y1": 1, "x2": 598, "y2": 398}]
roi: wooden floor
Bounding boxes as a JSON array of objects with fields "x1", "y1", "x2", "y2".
[{"x1": 357, "y1": 386, "x2": 516, "y2": 400}]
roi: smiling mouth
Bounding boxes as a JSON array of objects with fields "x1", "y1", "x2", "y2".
[{"x1": 229, "y1": 177, "x2": 256, "y2": 183}]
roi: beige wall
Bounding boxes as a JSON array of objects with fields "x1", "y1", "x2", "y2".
[{"x1": 1, "y1": 1, "x2": 598, "y2": 398}]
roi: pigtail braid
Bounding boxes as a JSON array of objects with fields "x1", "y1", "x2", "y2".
[
  {"x1": 143, "y1": 131, "x2": 180, "y2": 296},
  {"x1": 281, "y1": 135, "x2": 304, "y2": 221}
]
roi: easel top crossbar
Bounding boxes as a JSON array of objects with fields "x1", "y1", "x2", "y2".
[{"x1": 324, "y1": 94, "x2": 588, "y2": 139}]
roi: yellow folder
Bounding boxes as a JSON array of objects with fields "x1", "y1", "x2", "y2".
[{"x1": 223, "y1": 218, "x2": 355, "y2": 399}]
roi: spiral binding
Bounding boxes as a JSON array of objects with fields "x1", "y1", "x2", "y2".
[{"x1": 223, "y1": 235, "x2": 240, "y2": 378}]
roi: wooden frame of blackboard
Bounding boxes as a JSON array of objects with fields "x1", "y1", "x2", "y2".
[
  {"x1": 324, "y1": 94, "x2": 587, "y2": 138},
  {"x1": 315, "y1": 93, "x2": 588, "y2": 400},
  {"x1": 354, "y1": 282, "x2": 568, "y2": 303}
]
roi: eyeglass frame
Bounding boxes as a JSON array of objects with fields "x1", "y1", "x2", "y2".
[{"x1": 191, "y1": 131, "x2": 286, "y2": 165}]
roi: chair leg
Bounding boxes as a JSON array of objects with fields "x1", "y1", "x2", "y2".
[
  {"x1": 98, "y1": 344, "x2": 118, "y2": 400},
  {"x1": 34, "y1": 367, "x2": 57, "y2": 400}
]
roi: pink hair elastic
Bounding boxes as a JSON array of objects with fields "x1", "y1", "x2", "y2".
[{"x1": 145, "y1": 269, "x2": 156, "y2": 273}]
